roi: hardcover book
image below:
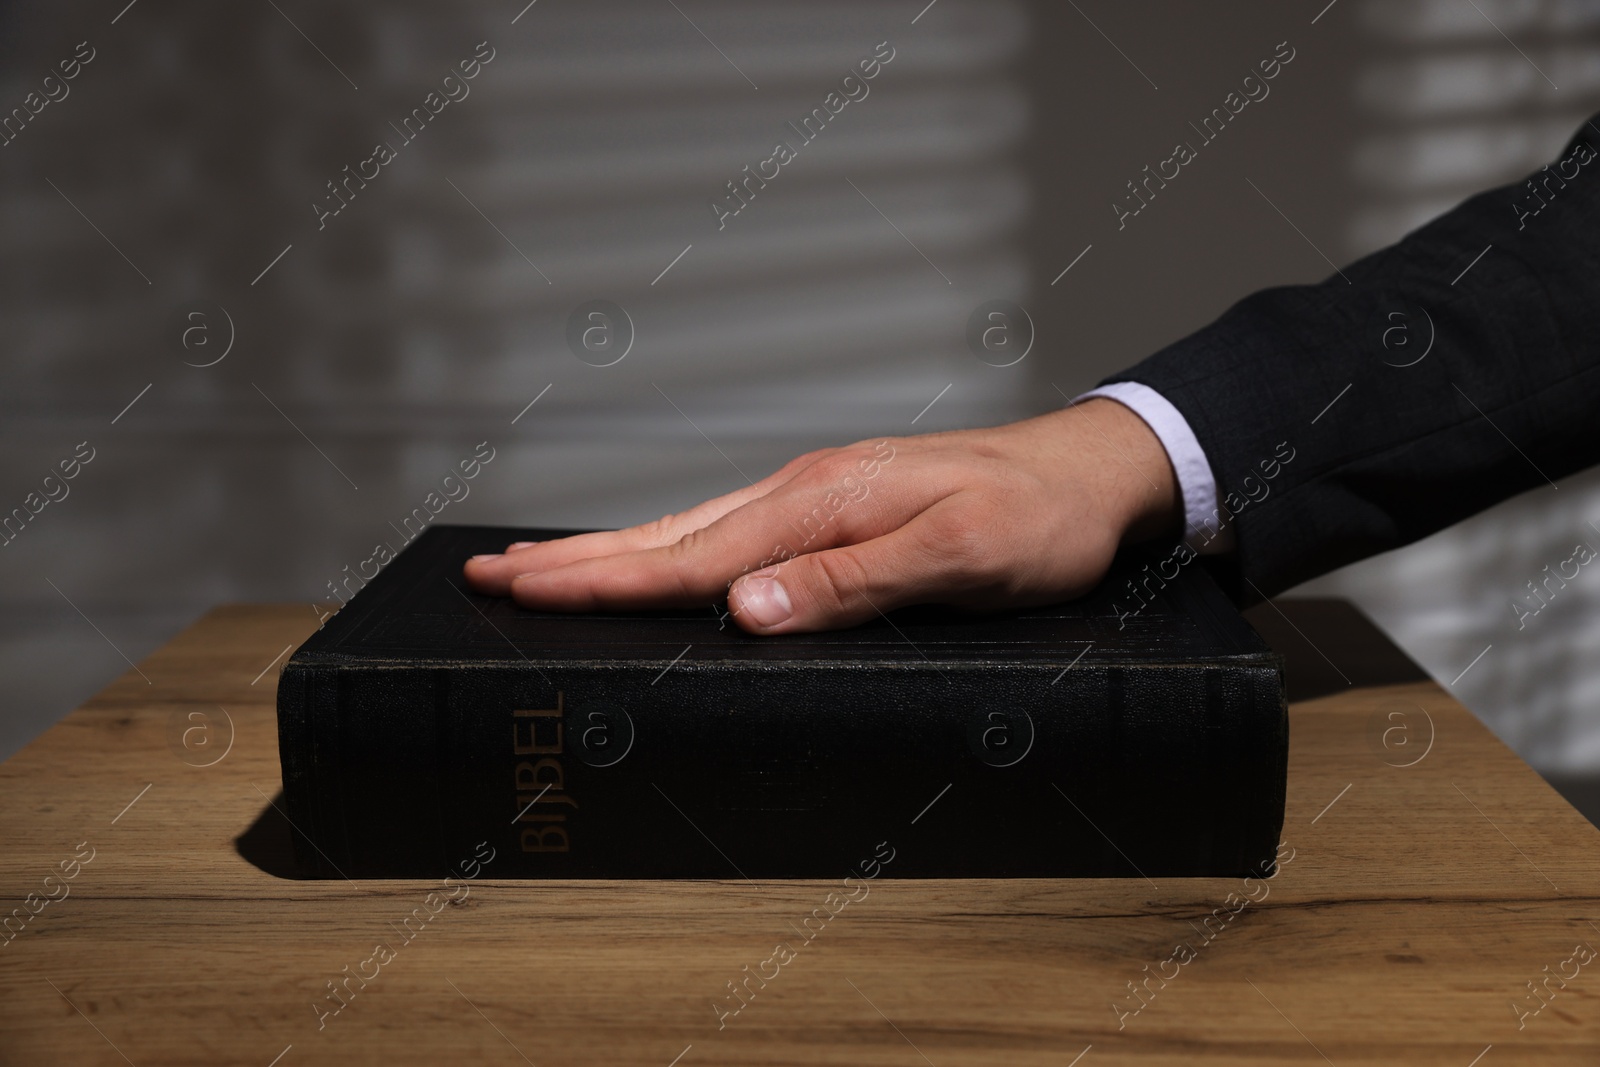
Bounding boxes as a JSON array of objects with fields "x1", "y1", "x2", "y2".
[{"x1": 276, "y1": 525, "x2": 1287, "y2": 879}]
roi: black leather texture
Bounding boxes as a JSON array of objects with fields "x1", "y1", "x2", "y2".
[{"x1": 277, "y1": 525, "x2": 1287, "y2": 878}]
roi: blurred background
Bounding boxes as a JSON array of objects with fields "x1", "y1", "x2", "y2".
[{"x1": 3, "y1": 0, "x2": 1599, "y2": 815}]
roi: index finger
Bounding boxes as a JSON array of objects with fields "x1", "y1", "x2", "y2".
[
  {"x1": 506, "y1": 444, "x2": 935, "y2": 611},
  {"x1": 463, "y1": 446, "x2": 835, "y2": 595}
]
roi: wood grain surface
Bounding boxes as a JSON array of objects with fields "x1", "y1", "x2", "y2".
[{"x1": 3, "y1": 603, "x2": 1599, "y2": 1065}]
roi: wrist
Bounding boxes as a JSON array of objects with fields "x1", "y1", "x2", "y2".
[{"x1": 1023, "y1": 398, "x2": 1184, "y2": 546}]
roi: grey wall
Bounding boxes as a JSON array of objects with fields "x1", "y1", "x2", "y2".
[{"x1": 2, "y1": 1, "x2": 1598, "y2": 799}]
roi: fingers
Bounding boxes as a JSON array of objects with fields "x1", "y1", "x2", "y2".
[
  {"x1": 505, "y1": 447, "x2": 932, "y2": 612},
  {"x1": 463, "y1": 447, "x2": 835, "y2": 595},
  {"x1": 727, "y1": 502, "x2": 978, "y2": 634}
]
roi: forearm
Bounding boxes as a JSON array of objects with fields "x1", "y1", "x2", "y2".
[{"x1": 1107, "y1": 112, "x2": 1600, "y2": 600}]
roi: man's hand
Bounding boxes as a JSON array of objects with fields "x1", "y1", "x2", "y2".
[{"x1": 463, "y1": 398, "x2": 1182, "y2": 634}]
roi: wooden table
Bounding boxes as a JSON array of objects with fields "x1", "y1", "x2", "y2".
[{"x1": 3, "y1": 601, "x2": 1598, "y2": 1065}]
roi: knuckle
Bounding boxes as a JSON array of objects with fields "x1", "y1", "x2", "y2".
[
  {"x1": 639, "y1": 513, "x2": 681, "y2": 545},
  {"x1": 809, "y1": 548, "x2": 872, "y2": 613},
  {"x1": 799, "y1": 451, "x2": 860, "y2": 485},
  {"x1": 803, "y1": 443, "x2": 891, "y2": 490},
  {"x1": 782, "y1": 447, "x2": 836, "y2": 476},
  {"x1": 665, "y1": 524, "x2": 710, "y2": 561}
]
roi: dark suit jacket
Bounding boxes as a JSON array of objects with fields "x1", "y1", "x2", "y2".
[{"x1": 1105, "y1": 111, "x2": 1600, "y2": 603}]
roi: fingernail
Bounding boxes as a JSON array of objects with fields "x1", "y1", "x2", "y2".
[
  {"x1": 470, "y1": 554, "x2": 500, "y2": 562},
  {"x1": 506, "y1": 541, "x2": 537, "y2": 550},
  {"x1": 733, "y1": 574, "x2": 792, "y2": 628}
]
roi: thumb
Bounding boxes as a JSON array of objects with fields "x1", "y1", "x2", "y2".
[{"x1": 727, "y1": 522, "x2": 954, "y2": 635}]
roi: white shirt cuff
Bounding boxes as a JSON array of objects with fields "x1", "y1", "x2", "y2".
[{"x1": 1075, "y1": 381, "x2": 1235, "y2": 554}]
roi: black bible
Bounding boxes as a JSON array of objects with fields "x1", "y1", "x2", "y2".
[{"x1": 276, "y1": 525, "x2": 1287, "y2": 879}]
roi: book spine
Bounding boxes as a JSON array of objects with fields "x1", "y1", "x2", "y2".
[
  {"x1": 277, "y1": 659, "x2": 1286, "y2": 879},
  {"x1": 275, "y1": 661, "x2": 349, "y2": 874}
]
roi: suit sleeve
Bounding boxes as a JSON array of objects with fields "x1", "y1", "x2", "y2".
[{"x1": 1102, "y1": 111, "x2": 1600, "y2": 603}]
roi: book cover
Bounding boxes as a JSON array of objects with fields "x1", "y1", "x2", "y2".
[{"x1": 276, "y1": 524, "x2": 1286, "y2": 879}]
